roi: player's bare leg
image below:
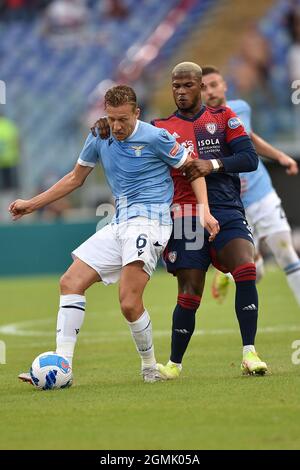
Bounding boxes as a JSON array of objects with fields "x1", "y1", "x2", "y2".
[
  {"x1": 119, "y1": 261, "x2": 164, "y2": 383},
  {"x1": 217, "y1": 238, "x2": 267, "y2": 375},
  {"x1": 56, "y1": 258, "x2": 101, "y2": 366},
  {"x1": 18, "y1": 258, "x2": 100, "y2": 384}
]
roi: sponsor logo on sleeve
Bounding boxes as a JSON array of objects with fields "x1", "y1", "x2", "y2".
[
  {"x1": 169, "y1": 142, "x2": 180, "y2": 157},
  {"x1": 228, "y1": 117, "x2": 242, "y2": 129}
]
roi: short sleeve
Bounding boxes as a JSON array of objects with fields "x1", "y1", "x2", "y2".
[
  {"x1": 225, "y1": 108, "x2": 248, "y2": 144},
  {"x1": 78, "y1": 132, "x2": 99, "y2": 168},
  {"x1": 154, "y1": 128, "x2": 188, "y2": 168}
]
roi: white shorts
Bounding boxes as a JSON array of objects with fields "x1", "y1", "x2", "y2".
[
  {"x1": 245, "y1": 191, "x2": 291, "y2": 245},
  {"x1": 72, "y1": 217, "x2": 172, "y2": 285}
]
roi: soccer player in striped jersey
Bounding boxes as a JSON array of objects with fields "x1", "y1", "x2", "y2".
[
  {"x1": 92, "y1": 64, "x2": 267, "y2": 377},
  {"x1": 152, "y1": 62, "x2": 267, "y2": 378},
  {"x1": 201, "y1": 65, "x2": 300, "y2": 308}
]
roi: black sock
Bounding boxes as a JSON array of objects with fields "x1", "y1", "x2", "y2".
[
  {"x1": 170, "y1": 294, "x2": 201, "y2": 364},
  {"x1": 232, "y1": 263, "x2": 258, "y2": 346}
]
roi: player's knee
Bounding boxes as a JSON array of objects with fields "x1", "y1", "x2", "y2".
[
  {"x1": 120, "y1": 297, "x2": 142, "y2": 321},
  {"x1": 60, "y1": 272, "x2": 74, "y2": 293},
  {"x1": 60, "y1": 272, "x2": 83, "y2": 294},
  {"x1": 227, "y1": 253, "x2": 254, "y2": 273},
  {"x1": 177, "y1": 270, "x2": 205, "y2": 297},
  {"x1": 180, "y1": 282, "x2": 202, "y2": 298}
]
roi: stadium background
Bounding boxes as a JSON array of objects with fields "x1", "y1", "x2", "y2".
[{"x1": 1, "y1": 0, "x2": 300, "y2": 451}]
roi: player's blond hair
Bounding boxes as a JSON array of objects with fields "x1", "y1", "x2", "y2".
[
  {"x1": 172, "y1": 62, "x2": 202, "y2": 78},
  {"x1": 104, "y1": 85, "x2": 137, "y2": 109}
]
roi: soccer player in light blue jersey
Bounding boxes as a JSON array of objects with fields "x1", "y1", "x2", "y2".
[
  {"x1": 202, "y1": 66, "x2": 300, "y2": 307},
  {"x1": 10, "y1": 85, "x2": 219, "y2": 384}
]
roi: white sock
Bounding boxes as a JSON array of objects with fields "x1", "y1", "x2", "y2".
[
  {"x1": 56, "y1": 294, "x2": 86, "y2": 367},
  {"x1": 243, "y1": 345, "x2": 256, "y2": 357},
  {"x1": 127, "y1": 310, "x2": 156, "y2": 369},
  {"x1": 285, "y1": 263, "x2": 300, "y2": 306},
  {"x1": 265, "y1": 231, "x2": 300, "y2": 306}
]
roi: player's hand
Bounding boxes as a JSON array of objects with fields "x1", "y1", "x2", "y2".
[
  {"x1": 9, "y1": 199, "x2": 34, "y2": 221},
  {"x1": 184, "y1": 160, "x2": 214, "y2": 181},
  {"x1": 278, "y1": 153, "x2": 298, "y2": 176},
  {"x1": 204, "y1": 210, "x2": 220, "y2": 242},
  {"x1": 90, "y1": 117, "x2": 110, "y2": 139}
]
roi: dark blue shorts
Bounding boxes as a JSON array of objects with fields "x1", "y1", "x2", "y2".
[{"x1": 164, "y1": 209, "x2": 253, "y2": 274}]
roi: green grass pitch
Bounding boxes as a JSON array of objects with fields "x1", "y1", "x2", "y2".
[{"x1": 1, "y1": 267, "x2": 300, "y2": 450}]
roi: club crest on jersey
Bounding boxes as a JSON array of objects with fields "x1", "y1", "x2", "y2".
[
  {"x1": 168, "y1": 251, "x2": 177, "y2": 263},
  {"x1": 205, "y1": 123, "x2": 217, "y2": 135},
  {"x1": 228, "y1": 117, "x2": 242, "y2": 129},
  {"x1": 131, "y1": 145, "x2": 145, "y2": 156}
]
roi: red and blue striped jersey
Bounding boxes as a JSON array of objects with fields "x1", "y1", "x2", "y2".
[{"x1": 152, "y1": 105, "x2": 256, "y2": 215}]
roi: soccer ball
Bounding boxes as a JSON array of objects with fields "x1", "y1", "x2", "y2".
[{"x1": 30, "y1": 351, "x2": 73, "y2": 390}]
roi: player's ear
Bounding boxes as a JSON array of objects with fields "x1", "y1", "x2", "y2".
[
  {"x1": 135, "y1": 107, "x2": 141, "y2": 119},
  {"x1": 223, "y1": 79, "x2": 228, "y2": 93},
  {"x1": 200, "y1": 82, "x2": 206, "y2": 91}
]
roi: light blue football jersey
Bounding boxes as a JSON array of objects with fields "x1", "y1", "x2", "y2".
[
  {"x1": 227, "y1": 99, "x2": 273, "y2": 208},
  {"x1": 78, "y1": 120, "x2": 187, "y2": 224}
]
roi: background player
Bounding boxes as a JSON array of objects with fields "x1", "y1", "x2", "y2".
[
  {"x1": 201, "y1": 66, "x2": 300, "y2": 307},
  {"x1": 10, "y1": 85, "x2": 218, "y2": 385}
]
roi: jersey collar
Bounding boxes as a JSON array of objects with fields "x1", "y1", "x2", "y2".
[
  {"x1": 124, "y1": 119, "x2": 140, "y2": 141},
  {"x1": 174, "y1": 105, "x2": 206, "y2": 122},
  {"x1": 110, "y1": 120, "x2": 140, "y2": 143}
]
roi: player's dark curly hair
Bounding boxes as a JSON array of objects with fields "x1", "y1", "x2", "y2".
[{"x1": 104, "y1": 85, "x2": 137, "y2": 109}]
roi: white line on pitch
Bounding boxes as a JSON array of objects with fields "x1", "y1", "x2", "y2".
[{"x1": 1, "y1": 317, "x2": 300, "y2": 343}]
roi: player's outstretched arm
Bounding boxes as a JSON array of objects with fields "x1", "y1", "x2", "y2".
[
  {"x1": 9, "y1": 163, "x2": 93, "y2": 221},
  {"x1": 251, "y1": 131, "x2": 299, "y2": 176}
]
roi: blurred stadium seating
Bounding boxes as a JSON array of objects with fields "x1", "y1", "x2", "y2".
[
  {"x1": 1, "y1": 0, "x2": 300, "y2": 274},
  {"x1": 0, "y1": 0, "x2": 215, "y2": 196},
  {"x1": 2, "y1": 1, "x2": 298, "y2": 193}
]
